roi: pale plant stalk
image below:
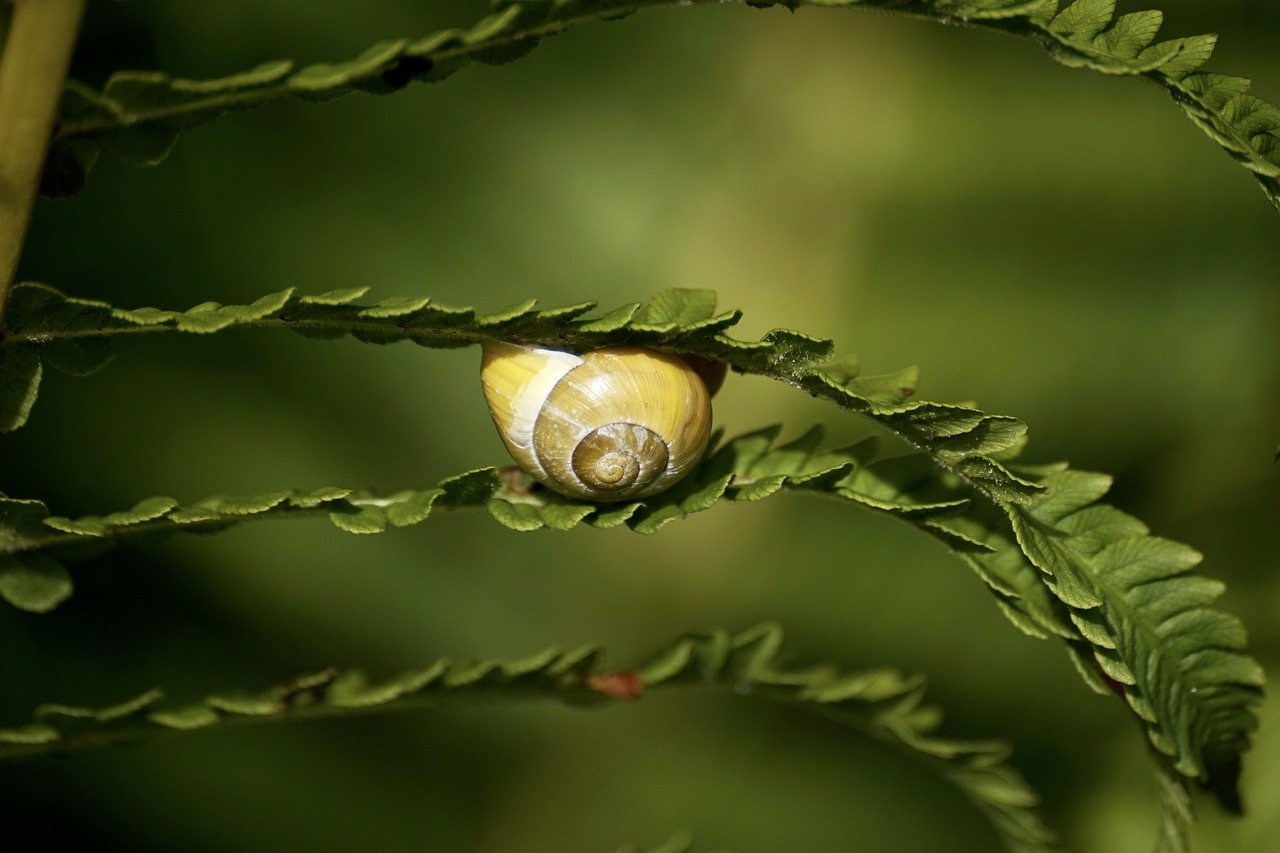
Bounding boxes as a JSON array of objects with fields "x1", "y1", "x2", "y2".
[{"x1": 0, "y1": 0, "x2": 85, "y2": 327}]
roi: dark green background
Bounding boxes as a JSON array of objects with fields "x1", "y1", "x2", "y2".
[{"x1": 3, "y1": 1, "x2": 1278, "y2": 850}]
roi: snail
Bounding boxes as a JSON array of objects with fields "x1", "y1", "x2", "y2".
[{"x1": 480, "y1": 341, "x2": 716, "y2": 502}]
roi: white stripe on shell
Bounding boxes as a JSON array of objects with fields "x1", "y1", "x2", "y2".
[{"x1": 503, "y1": 346, "x2": 582, "y2": 479}]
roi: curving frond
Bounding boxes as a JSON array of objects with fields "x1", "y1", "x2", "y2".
[
  {"x1": 1004, "y1": 467, "x2": 1264, "y2": 812},
  {"x1": 1, "y1": 285, "x2": 1262, "y2": 821},
  {"x1": 0, "y1": 282, "x2": 828, "y2": 432},
  {"x1": 0, "y1": 428, "x2": 885, "y2": 605},
  {"x1": 0, "y1": 623, "x2": 1057, "y2": 852},
  {"x1": 43, "y1": 0, "x2": 1280, "y2": 210}
]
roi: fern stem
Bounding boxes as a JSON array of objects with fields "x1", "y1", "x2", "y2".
[{"x1": 0, "y1": 0, "x2": 84, "y2": 327}]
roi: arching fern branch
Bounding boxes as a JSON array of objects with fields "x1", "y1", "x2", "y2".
[
  {"x1": 43, "y1": 0, "x2": 1280, "y2": 211},
  {"x1": 0, "y1": 426, "x2": 961, "y2": 610},
  {"x1": 0, "y1": 284, "x2": 1262, "y2": 820},
  {"x1": 0, "y1": 281, "x2": 816, "y2": 433},
  {"x1": 0, "y1": 623, "x2": 1059, "y2": 853}
]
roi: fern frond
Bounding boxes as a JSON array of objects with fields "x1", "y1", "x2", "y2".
[
  {"x1": 0, "y1": 282, "x2": 827, "y2": 432},
  {"x1": 0, "y1": 623, "x2": 1056, "y2": 851},
  {"x1": 1026, "y1": 1, "x2": 1280, "y2": 206},
  {"x1": 1004, "y1": 467, "x2": 1264, "y2": 810},
  {"x1": 1, "y1": 416, "x2": 1046, "y2": 609},
  {"x1": 44, "y1": 1, "x2": 1280, "y2": 210},
  {"x1": 0, "y1": 428, "x2": 883, "y2": 604},
  {"x1": 818, "y1": 369, "x2": 1264, "y2": 807},
  {"x1": 4, "y1": 285, "x2": 1261, "y2": 815}
]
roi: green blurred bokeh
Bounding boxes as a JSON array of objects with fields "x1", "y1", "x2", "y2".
[{"x1": 3, "y1": 1, "x2": 1279, "y2": 850}]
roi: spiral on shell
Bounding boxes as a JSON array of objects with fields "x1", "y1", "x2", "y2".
[{"x1": 480, "y1": 342, "x2": 714, "y2": 502}]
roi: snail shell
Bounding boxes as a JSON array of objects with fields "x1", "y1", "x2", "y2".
[{"x1": 480, "y1": 342, "x2": 714, "y2": 502}]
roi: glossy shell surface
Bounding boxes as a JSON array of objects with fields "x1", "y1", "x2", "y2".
[{"x1": 480, "y1": 342, "x2": 713, "y2": 501}]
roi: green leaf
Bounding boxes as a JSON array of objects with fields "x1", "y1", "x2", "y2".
[
  {"x1": 0, "y1": 284, "x2": 114, "y2": 431},
  {"x1": 1005, "y1": 468, "x2": 1263, "y2": 804},
  {"x1": 44, "y1": 1, "x2": 1280, "y2": 210},
  {"x1": 0, "y1": 624, "x2": 1056, "y2": 850},
  {"x1": 569, "y1": 302, "x2": 641, "y2": 334},
  {"x1": 632, "y1": 288, "x2": 719, "y2": 327},
  {"x1": 44, "y1": 495, "x2": 179, "y2": 536},
  {"x1": 1049, "y1": 0, "x2": 1116, "y2": 42},
  {"x1": 5, "y1": 282, "x2": 1261, "y2": 821},
  {"x1": 100, "y1": 60, "x2": 295, "y2": 164},
  {"x1": 37, "y1": 688, "x2": 163, "y2": 725},
  {"x1": 327, "y1": 503, "x2": 388, "y2": 534},
  {"x1": 0, "y1": 344, "x2": 41, "y2": 432},
  {"x1": 1151, "y1": 757, "x2": 1194, "y2": 852},
  {"x1": 633, "y1": 624, "x2": 1059, "y2": 852},
  {"x1": 844, "y1": 365, "x2": 921, "y2": 407},
  {"x1": 0, "y1": 284, "x2": 811, "y2": 430},
  {"x1": 0, "y1": 553, "x2": 72, "y2": 613},
  {"x1": 0, "y1": 425, "x2": 996, "y2": 604}
]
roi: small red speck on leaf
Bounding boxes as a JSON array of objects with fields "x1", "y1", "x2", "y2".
[
  {"x1": 900, "y1": 387, "x2": 915, "y2": 397},
  {"x1": 585, "y1": 671, "x2": 645, "y2": 700}
]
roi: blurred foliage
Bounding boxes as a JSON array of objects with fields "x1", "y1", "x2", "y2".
[{"x1": 2, "y1": 0, "x2": 1278, "y2": 850}]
